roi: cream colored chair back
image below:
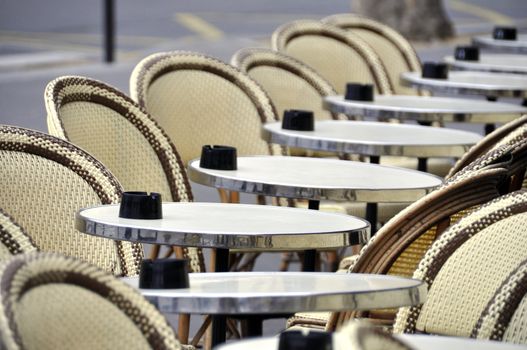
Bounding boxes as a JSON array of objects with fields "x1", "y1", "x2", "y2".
[
  {"x1": 130, "y1": 51, "x2": 282, "y2": 165},
  {"x1": 271, "y1": 20, "x2": 392, "y2": 95},
  {"x1": 45, "y1": 76, "x2": 204, "y2": 272},
  {"x1": 0, "y1": 208, "x2": 36, "y2": 260},
  {"x1": 0, "y1": 125, "x2": 141, "y2": 276},
  {"x1": 0, "y1": 253, "x2": 180, "y2": 350},
  {"x1": 322, "y1": 14, "x2": 422, "y2": 95},
  {"x1": 394, "y1": 190, "x2": 527, "y2": 340},
  {"x1": 231, "y1": 47, "x2": 347, "y2": 121}
]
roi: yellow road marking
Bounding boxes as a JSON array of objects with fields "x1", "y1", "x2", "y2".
[
  {"x1": 448, "y1": 0, "x2": 515, "y2": 25},
  {"x1": 174, "y1": 13, "x2": 224, "y2": 40}
]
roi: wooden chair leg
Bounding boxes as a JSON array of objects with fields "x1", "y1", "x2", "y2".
[
  {"x1": 149, "y1": 244, "x2": 161, "y2": 259},
  {"x1": 178, "y1": 314, "x2": 190, "y2": 344},
  {"x1": 191, "y1": 315, "x2": 212, "y2": 347},
  {"x1": 229, "y1": 191, "x2": 240, "y2": 203},
  {"x1": 217, "y1": 188, "x2": 230, "y2": 203}
]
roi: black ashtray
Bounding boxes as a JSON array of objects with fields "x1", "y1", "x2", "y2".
[
  {"x1": 493, "y1": 26, "x2": 517, "y2": 40},
  {"x1": 422, "y1": 62, "x2": 449, "y2": 79},
  {"x1": 278, "y1": 331, "x2": 332, "y2": 350},
  {"x1": 454, "y1": 46, "x2": 479, "y2": 61},
  {"x1": 200, "y1": 145, "x2": 237, "y2": 170},
  {"x1": 282, "y1": 110, "x2": 314, "y2": 131},
  {"x1": 119, "y1": 191, "x2": 162, "y2": 219},
  {"x1": 139, "y1": 259, "x2": 190, "y2": 289},
  {"x1": 345, "y1": 83, "x2": 374, "y2": 101}
]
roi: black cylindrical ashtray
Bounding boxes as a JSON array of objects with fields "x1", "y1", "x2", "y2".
[
  {"x1": 139, "y1": 258, "x2": 190, "y2": 289},
  {"x1": 282, "y1": 109, "x2": 314, "y2": 131},
  {"x1": 200, "y1": 145, "x2": 237, "y2": 170},
  {"x1": 278, "y1": 331, "x2": 332, "y2": 350},
  {"x1": 119, "y1": 191, "x2": 162, "y2": 220},
  {"x1": 454, "y1": 46, "x2": 479, "y2": 61},
  {"x1": 493, "y1": 26, "x2": 517, "y2": 40},
  {"x1": 344, "y1": 83, "x2": 374, "y2": 101},
  {"x1": 422, "y1": 62, "x2": 449, "y2": 79}
]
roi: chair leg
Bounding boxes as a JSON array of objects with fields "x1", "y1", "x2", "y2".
[
  {"x1": 191, "y1": 315, "x2": 212, "y2": 347},
  {"x1": 178, "y1": 314, "x2": 190, "y2": 344},
  {"x1": 149, "y1": 244, "x2": 161, "y2": 259}
]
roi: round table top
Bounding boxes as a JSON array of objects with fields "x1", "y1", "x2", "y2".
[
  {"x1": 122, "y1": 272, "x2": 426, "y2": 315},
  {"x1": 445, "y1": 54, "x2": 527, "y2": 75},
  {"x1": 76, "y1": 202, "x2": 370, "y2": 249},
  {"x1": 473, "y1": 34, "x2": 527, "y2": 54},
  {"x1": 215, "y1": 334, "x2": 525, "y2": 350},
  {"x1": 401, "y1": 71, "x2": 527, "y2": 98},
  {"x1": 324, "y1": 95, "x2": 527, "y2": 123},
  {"x1": 188, "y1": 156, "x2": 442, "y2": 203},
  {"x1": 262, "y1": 120, "x2": 482, "y2": 157}
]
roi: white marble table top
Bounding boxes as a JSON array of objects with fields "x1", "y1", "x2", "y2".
[
  {"x1": 215, "y1": 333, "x2": 526, "y2": 350},
  {"x1": 188, "y1": 156, "x2": 442, "y2": 203},
  {"x1": 324, "y1": 94, "x2": 527, "y2": 123},
  {"x1": 122, "y1": 272, "x2": 426, "y2": 314},
  {"x1": 445, "y1": 54, "x2": 527, "y2": 75},
  {"x1": 77, "y1": 202, "x2": 370, "y2": 249},
  {"x1": 262, "y1": 120, "x2": 482, "y2": 157},
  {"x1": 401, "y1": 71, "x2": 527, "y2": 98},
  {"x1": 473, "y1": 34, "x2": 527, "y2": 54}
]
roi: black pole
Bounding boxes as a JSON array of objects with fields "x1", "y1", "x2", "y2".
[{"x1": 103, "y1": 0, "x2": 115, "y2": 63}]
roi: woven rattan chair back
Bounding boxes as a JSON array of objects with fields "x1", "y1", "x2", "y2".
[
  {"x1": 0, "y1": 209, "x2": 36, "y2": 260},
  {"x1": 472, "y1": 258, "x2": 527, "y2": 344},
  {"x1": 322, "y1": 14, "x2": 422, "y2": 96},
  {"x1": 45, "y1": 76, "x2": 204, "y2": 272},
  {"x1": 0, "y1": 125, "x2": 141, "y2": 276},
  {"x1": 0, "y1": 253, "x2": 180, "y2": 350},
  {"x1": 130, "y1": 51, "x2": 282, "y2": 166},
  {"x1": 271, "y1": 20, "x2": 392, "y2": 95},
  {"x1": 231, "y1": 47, "x2": 347, "y2": 121},
  {"x1": 394, "y1": 190, "x2": 527, "y2": 339}
]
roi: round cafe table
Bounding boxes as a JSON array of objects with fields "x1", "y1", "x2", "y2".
[
  {"x1": 188, "y1": 156, "x2": 442, "y2": 237},
  {"x1": 473, "y1": 33, "x2": 527, "y2": 54},
  {"x1": 324, "y1": 94, "x2": 527, "y2": 125},
  {"x1": 215, "y1": 333, "x2": 525, "y2": 350},
  {"x1": 122, "y1": 272, "x2": 427, "y2": 347},
  {"x1": 445, "y1": 54, "x2": 527, "y2": 75}
]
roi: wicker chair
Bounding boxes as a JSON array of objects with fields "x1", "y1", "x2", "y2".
[
  {"x1": 322, "y1": 14, "x2": 425, "y2": 96},
  {"x1": 0, "y1": 125, "x2": 142, "y2": 276},
  {"x1": 130, "y1": 50, "x2": 283, "y2": 168},
  {"x1": 45, "y1": 76, "x2": 204, "y2": 272},
  {"x1": 0, "y1": 253, "x2": 181, "y2": 350},
  {"x1": 0, "y1": 208, "x2": 36, "y2": 260},
  {"x1": 393, "y1": 190, "x2": 527, "y2": 343},
  {"x1": 472, "y1": 258, "x2": 527, "y2": 343},
  {"x1": 271, "y1": 20, "x2": 393, "y2": 95}
]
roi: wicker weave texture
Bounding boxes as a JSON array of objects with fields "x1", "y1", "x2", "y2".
[
  {"x1": 0, "y1": 253, "x2": 180, "y2": 350},
  {"x1": 322, "y1": 14, "x2": 422, "y2": 96},
  {"x1": 130, "y1": 51, "x2": 283, "y2": 165},
  {"x1": 0, "y1": 209, "x2": 36, "y2": 260},
  {"x1": 394, "y1": 190, "x2": 527, "y2": 336},
  {"x1": 0, "y1": 125, "x2": 142, "y2": 276},
  {"x1": 271, "y1": 20, "x2": 392, "y2": 95},
  {"x1": 231, "y1": 47, "x2": 346, "y2": 121}
]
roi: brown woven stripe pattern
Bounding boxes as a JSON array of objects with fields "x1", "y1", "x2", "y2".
[
  {"x1": 394, "y1": 190, "x2": 527, "y2": 335},
  {"x1": 0, "y1": 125, "x2": 142, "y2": 276},
  {"x1": 322, "y1": 13, "x2": 424, "y2": 96},
  {"x1": 231, "y1": 47, "x2": 348, "y2": 121},
  {"x1": 271, "y1": 20, "x2": 393, "y2": 95},
  {"x1": 0, "y1": 253, "x2": 180, "y2": 350},
  {"x1": 472, "y1": 258, "x2": 527, "y2": 343},
  {"x1": 130, "y1": 51, "x2": 284, "y2": 164},
  {"x1": 0, "y1": 209, "x2": 36, "y2": 260}
]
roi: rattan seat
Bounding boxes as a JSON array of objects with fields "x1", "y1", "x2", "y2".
[
  {"x1": 394, "y1": 190, "x2": 527, "y2": 343},
  {"x1": 45, "y1": 76, "x2": 204, "y2": 272},
  {"x1": 0, "y1": 253, "x2": 181, "y2": 350},
  {"x1": 271, "y1": 20, "x2": 392, "y2": 95},
  {"x1": 0, "y1": 208, "x2": 36, "y2": 260},
  {"x1": 0, "y1": 125, "x2": 142, "y2": 276}
]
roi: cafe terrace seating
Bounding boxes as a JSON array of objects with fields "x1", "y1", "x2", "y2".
[
  {"x1": 322, "y1": 13, "x2": 427, "y2": 96},
  {"x1": 0, "y1": 253, "x2": 182, "y2": 350},
  {"x1": 0, "y1": 208, "x2": 36, "y2": 260},
  {"x1": 0, "y1": 125, "x2": 142, "y2": 276}
]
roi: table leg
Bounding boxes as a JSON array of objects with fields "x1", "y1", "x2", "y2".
[
  {"x1": 303, "y1": 199, "x2": 319, "y2": 271},
  {"x1": 485, "y1": 96, "x2": 497, "y2": 135},
  {"x1": 211, "y1": 315, "x2": 227, "y2": 347},
  {"x1": 367, "y1": 156, "x2": 380, "y2": 234},
  {"x1": 245, "y1": 316, "x2": 264, "y2": 337},
  {"x1": 215, "y1": 248, "x2": 230, "y2": 272},
  {"x1": 417, "y1": 158, "x2": 428, "y2": 172}
]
